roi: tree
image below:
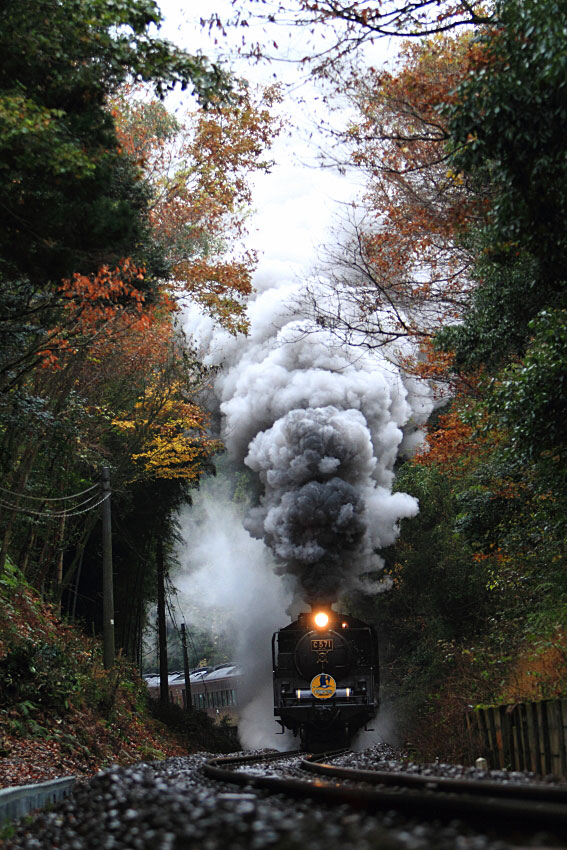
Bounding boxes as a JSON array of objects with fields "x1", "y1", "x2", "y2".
[
  {"x1": 436, "y1": 0, "x2": 567, "y2": 374},
  {"x1": 206, "y1": 1, "x2": 492, "y2": 72},
  {"x1": 446, "y1": 0, "x2": 567, "y2": 281},
  {"x1": 432, "y1": 0, "x2": 567, "y2": 485},
  {"x1": 485, "y1": 309, "x2": 567, "y2": 506},
  {"x1": 0, "y1": 0, "x2": 228, "y2": 283},
  {"x1": 113, "y1": 82, "x2": 282, "y2": 332},
  {"x1": 302, "y1": 33, "x2": 486, "y2": 378},
  {"x1": 0, "y1": 0, "x2": 278, "y2": 663}
]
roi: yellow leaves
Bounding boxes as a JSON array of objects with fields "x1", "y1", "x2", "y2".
[
  {"x1": 446, "y1": 169, "x2": 465, "y2": 186},
  {"x1": 112, "y1": 419, "x2": 136, "y2": 430},
  {"x1": 131, "y1": 432, "x2": 223, "y2": 480},
  {"x1": 113, "y1": 379, "x2": 222, "y2": 482}
]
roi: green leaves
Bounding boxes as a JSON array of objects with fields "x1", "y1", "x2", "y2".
[
  {"x1": 435, "y1": 246, "x2": 544, "y2": 371},
  {"x1": 445, "y1": 0, "x2": 567, "y2": 274},
  {"x1": 0, "y1": 0, "x2": 229, "y2": 103},
  {"x1": 489, "y1": 308, "x2": 567, "y2": 464},
  {"x1": 0, "y1": 0, "x2": 230, "y2": 282}
]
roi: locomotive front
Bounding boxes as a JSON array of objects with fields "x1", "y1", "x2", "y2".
[{"x1": 272, "y1": 608, "x2": 379, "y2": 751}]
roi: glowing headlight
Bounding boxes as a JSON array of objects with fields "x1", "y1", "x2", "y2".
[{"x1": 314, "y1": 612, "x2": 329, "y2": 628}]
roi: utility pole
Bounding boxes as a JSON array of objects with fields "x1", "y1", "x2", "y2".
[
  {"x1": 181, "y1": 623, "x2": 193, "y2": 711},
  {"x1": 157, "y1": 537, "x2": 169, "y2": 706},
  {"x1": 55, "y1": 511, "x2": 66, "y2": 615},
  {"x1": 101, "y1": 467, "x2": 115, "y2": 669}
]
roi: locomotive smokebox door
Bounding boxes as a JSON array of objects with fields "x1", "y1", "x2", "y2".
[{"x1": 294, "y1": 630, "x2": 352, "y2": 680}]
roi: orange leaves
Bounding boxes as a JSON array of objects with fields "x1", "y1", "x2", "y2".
[
  {"x1": 346, "y1": 33, "x2": 489, "y2": 349},
  {"x1": 413, "y1": 397, "x2": 496, "y2": 474},
  {"x1": 112, "y1": 82, "x2": 281, "y2": 332},
  {"x1": 414, "y1": 405, "x2": 476, "y2": 470},
  {"x1": 37, "y1": 259, "x2": 153, "y2": 372},
  {"x1": 60, "y1": 258, "x2": 147, "y2": 327},
  {"x1": 38, "y1": 349, "x2": 65, "y2": 371},
  {"x1": 172, "y1": 254, "x2": 255, "y2": 334},
  {"x1": 83, "y1": 297, "x2": 176, "y2": 388},
  {"x1": 398, "y1": 339, "x2": 457, "y2": 388}
]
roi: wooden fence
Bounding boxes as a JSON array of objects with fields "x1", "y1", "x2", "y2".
[{"x1": 466, "y1": 699, "x2": 567, "y2": 776}]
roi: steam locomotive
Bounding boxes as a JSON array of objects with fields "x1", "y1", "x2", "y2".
[{"x1": 272, "y1": 608, "x2": 379, "y2": 751}]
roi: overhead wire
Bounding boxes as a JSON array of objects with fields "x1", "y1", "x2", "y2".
[
  {"x1": 0, "y1": 482, "x2": 99, "y2": 501},
  {"x1": 164, "y1": 583, "x2": 207, "y2": 708},
  {"x1": 0, "y1": 491, "x2": 109, "y2": 520}
]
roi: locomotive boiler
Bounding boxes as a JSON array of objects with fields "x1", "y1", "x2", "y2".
[{"x1": 272, "y1": 608, "x2": 379, "y2": 751}]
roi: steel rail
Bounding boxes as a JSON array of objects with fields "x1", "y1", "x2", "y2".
[
  {"x1": 203, "y1": 750, "x2": 567, "y2": 833},
  {"x1": 301, "y1": 758, "x2": 567, "y2": 803},
  {"x1": 202, "y1": 749, "x2": 347, "y2": 784}
]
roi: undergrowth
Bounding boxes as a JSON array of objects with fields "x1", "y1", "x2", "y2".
[{"x1": 0, "y1": 559, "x2": 239, "y2": 784}]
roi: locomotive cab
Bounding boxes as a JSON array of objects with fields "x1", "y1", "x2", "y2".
[{"x1": 272, "y1": 609, "x2": 379, "y2": 751}]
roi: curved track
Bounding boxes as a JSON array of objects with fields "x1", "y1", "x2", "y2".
[{"x1": 204, "y1": 750, "x2": 567, "y2": 834}]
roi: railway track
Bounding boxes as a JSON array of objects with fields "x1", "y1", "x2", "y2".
[
  {"x1": 4, "y1": 748, "x2": 567, "y2": 850},
  {"x1": 204, "y1": 749, "x2": 567, "y2": 835}
]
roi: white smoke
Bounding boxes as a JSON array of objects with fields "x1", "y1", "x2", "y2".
[
  {"x1": 351, "y1": 701, "x2": 401, "y2": 752},
  {"x1": 184, "y1": 276, "x2": 432, "y2": 607},
  {"x1": 174, "y1": 479, "x2": 295, "y2": 750}
]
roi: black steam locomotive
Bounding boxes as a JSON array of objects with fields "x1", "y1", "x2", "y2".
[{"x1": 272, "y1": 608, "x2": 379, "y2": 751}]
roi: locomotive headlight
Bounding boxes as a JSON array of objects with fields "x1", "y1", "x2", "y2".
[{"x1": 314, "y1": 611, "x2": 329, "y2": 628}]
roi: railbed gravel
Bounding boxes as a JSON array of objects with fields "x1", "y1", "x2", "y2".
[
  {"x1": 2, "y1": 746, "x2": 565, "y2": 850},
  {"x1": 331, "y1": 744, "x2": 567, "y2": 786}
]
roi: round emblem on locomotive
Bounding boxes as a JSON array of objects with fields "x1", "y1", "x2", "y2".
[{"x1": 310, "y1": 673, "x2": 336, "y2": 699}]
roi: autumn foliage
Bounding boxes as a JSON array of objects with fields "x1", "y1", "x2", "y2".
[
  {"x1": 0, "y1": 41, "x2": 281, "y2": 677},
  {"x1": 37, "y1": 259, "x2": 149, "y2": 370},
  {"x1": 345, "y1": 36, "x2": 492, "y2": 343},
  {"x1": 113, "y1": 82, "x2": 282, "y2": 333}
]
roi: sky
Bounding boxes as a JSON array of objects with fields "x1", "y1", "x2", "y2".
[{"x1": 155, "y1": 0, "x2": 383, "y2": 286}]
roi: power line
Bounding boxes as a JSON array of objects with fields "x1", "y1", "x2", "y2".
[
  {"x1": 0, "y1": 491, "x2": 109, "y2": 520},
  {"x1": 0, "y1": 482, "x2": 98, "y2": 502}
]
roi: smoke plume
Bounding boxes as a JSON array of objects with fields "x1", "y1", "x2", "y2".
[
  {"x1": 174, "y1": 479, "x2": 294, "y2": 749},
  {"x1": 184, "y1": 276, "x2": 433, "y2": 607}
]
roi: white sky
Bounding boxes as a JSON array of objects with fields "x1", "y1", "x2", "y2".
[{"x1": 156, "y1": 0, "x2": 394, "y2": 288}]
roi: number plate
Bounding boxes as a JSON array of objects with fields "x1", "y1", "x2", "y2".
[{"x1": 311, "y1": 639, "x2": 334, "y2": 651}]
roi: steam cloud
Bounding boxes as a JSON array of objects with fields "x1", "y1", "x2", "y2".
[
  {"x1": 174, "y1": 480, "x2": 294, "y2": 749},
  {"x1": 184, "y1": 276, "x2": 433, "y2": 606}
]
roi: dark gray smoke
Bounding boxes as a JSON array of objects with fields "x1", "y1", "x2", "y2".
[
  {"x1": 252, "y1": 477, "x2": 366, "y2": 601},
  {"x1": 245, "y1": 407, "x2": 371, "y2": 601}
]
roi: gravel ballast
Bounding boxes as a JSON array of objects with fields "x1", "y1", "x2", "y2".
[{"x1": 3, "y1": 746, "x2": 565, "y2": 850}]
